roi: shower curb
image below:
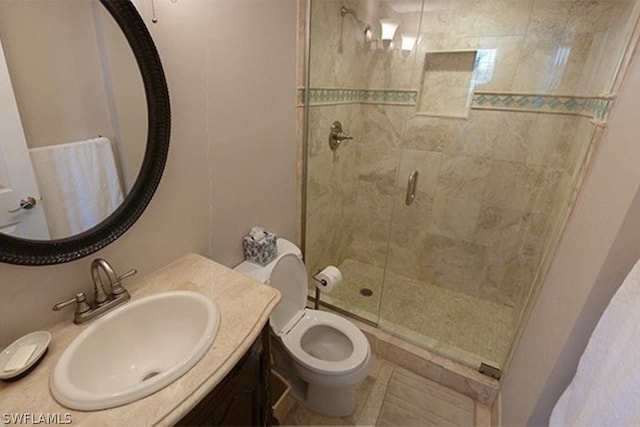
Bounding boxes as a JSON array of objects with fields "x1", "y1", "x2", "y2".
[{"x1": 352, "y1": 317, "x2": 500, "y2": 406}]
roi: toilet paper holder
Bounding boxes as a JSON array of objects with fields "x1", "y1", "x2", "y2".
[
  {"x1": 312, "y1": 271, "x2": 331, "y2": 310},
  {"x1": 312, "y1": 275, "x2": 324, "y2": 310},
  {"x1": 313, "y1": 274, "x2": 329, "y2": 287},
  {"x1": 312, "y1": 266, "x2": 342, "y2": 309}
]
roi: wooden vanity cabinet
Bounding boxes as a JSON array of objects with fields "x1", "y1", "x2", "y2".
[{"x1": 177, "y1": 325, "x2": 274, "y2": 426}]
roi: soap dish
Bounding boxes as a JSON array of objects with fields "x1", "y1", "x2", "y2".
[{"x1": 0, "y1": 331, "x2": 51, "y2": 381}]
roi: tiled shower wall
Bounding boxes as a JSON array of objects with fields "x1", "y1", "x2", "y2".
[
  {"x1": 305, "y1": 0, "x2": 639, "y2": 324},
  {"x1": 305, "y1": 103, "x2": 360, "y2": 276}
]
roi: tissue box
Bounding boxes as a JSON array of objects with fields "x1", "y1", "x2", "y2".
[{"x1": 243, "y1": 231, "x2": 277, "y2": 266}]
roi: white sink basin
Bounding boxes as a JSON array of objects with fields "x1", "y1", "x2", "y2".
[{"x1": 50, "y1": 291, "x2": 219, "y2": 411}]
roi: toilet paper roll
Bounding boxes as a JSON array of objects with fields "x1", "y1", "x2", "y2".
[{"x1": 314, "y1": 266, "x2": 343, "y2": 293}]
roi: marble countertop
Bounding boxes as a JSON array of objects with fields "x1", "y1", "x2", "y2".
[{"x1": 0, "y1": 253, "x2": 280, "y2": 426}]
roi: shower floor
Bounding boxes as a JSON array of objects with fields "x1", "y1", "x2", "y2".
[{"x1": 320, "y1": 258, "x2": 515, "y2": 369}]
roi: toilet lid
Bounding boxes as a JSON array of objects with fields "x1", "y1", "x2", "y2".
[{"x1": 269, "y1": 253, "x2": 308, "y2": 335}]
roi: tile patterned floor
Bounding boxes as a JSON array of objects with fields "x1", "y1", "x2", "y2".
[
  {"x1": 321, "y1": 258, "x2": 514, "y2": 369},
  {"x1": 322, "y1": 259, "x2": 384, "y2": 323},
  {"x1": 281, "y1": 355, "x2": 490, "y2": 426}
]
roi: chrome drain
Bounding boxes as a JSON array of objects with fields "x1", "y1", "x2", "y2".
[
  {"x1": 142, "y1": 370, "x2": 161, "y2": 382},
  {"x1": 359, "y1": 288, "x2": 373, "y2": 297}
]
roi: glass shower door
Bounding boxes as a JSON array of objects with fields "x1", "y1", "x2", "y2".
[
  {"x1": 374, "y1": 0, "x2": 637, "y2": 370},
  {"x1": 304, "y1": 0, "x2": 423, "y2": 325},
  {"x1": 305, "y1": 0, "x2": 638, "y2": 372}
]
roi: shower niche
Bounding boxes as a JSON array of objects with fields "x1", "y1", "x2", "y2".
[{"x1": 417, "y1": 50, "x2": 478, "y2": 119}]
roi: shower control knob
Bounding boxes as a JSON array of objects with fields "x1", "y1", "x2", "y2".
[{"x1": 329, "y1": 121, "x2": 353, "y2": 150}]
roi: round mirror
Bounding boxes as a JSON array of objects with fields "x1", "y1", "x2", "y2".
[{"x1": 0, "y1": 0, "x2": 170, "y2": 265}]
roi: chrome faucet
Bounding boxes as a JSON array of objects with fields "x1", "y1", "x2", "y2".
[{"x1": 52, "y1": 258, "x2": 137, "y2": 324}]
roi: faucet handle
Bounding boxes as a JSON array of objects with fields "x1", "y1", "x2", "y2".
[
  {"x1": 52, "y1": 293, "x2": 91, "y2": 315},
  {"x1": 118, "y1": 268, "x2": 137, "y2": 282},
  {"x1": 111, "y1": 269, "x2": 137, "y2": 297}
]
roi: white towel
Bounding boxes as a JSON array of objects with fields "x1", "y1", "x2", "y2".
[
  {"x1": 550, "y1": 258, "x2": 640, "y2": 426},
  {"x1": 29, "y1": 137, "x2": 123, "y2": 239}
]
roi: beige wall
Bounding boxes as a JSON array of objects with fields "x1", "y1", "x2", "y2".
[
  {"x1": 0, "y1": 1, "x2": 113, "y2": 147},
  {"x1": 501, "y1": 40, "x2": 640, "y2": 426},
  {"x1": 96, "y1": 3, "x2": 147, "y2": 193},
  {"x1": 0, "y1": 0, "x2": 297, "y2": 348},
  {"x1": 208, "y1": 0, "x2": 298, "y2": 267},
  {"x1": 0, "y1": 1, "x2": 147, "y2": 194}
]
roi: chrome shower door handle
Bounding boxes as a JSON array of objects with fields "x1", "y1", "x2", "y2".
[{"x1": 405, "y1": 170, "x2": 419, "y2": 206}]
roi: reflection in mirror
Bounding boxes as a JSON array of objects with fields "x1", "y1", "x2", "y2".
[{"x1": 0, "y1": 0, "x2": 146, "y2": 240}]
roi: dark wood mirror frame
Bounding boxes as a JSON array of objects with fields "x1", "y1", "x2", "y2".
[{"x1": 0, "y1": 0, "x2": 170, "y2": 265}]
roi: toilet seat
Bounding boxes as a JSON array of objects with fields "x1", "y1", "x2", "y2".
[
  {"x1": 282, "y1": 309, "x2": 369, "y2": 376},
  {"x1": 235, "y1": 243, "x2": 370, "y2": 378}
]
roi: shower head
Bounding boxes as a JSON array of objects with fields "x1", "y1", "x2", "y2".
[
  {"x1": 340, "y1": 6, "x2": 358, "y2": 18},
  {"x1": 339, "y1": 6, "x2": 372, "y2": 41}
]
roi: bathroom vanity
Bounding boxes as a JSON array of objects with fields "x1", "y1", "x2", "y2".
[
  {"x1": 177, "y1": 325, "x2": 271, "y2": 426},
  {"x1": 0, "y1": 254, "x2": 280, "y2": 425}
]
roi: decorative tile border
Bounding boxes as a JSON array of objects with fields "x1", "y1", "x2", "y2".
[
  {"x1": 584, "y1": 97, "x2": 614, "y2": 123},
  {"x1": 471, "y1": 92, "x2": 614, "y2": 122},
  {"x1": 298, "y1": 88, "x2": 418, "y2": 107},
  {"x1": 361, "y1": 89, "x2": 418, "y2": 105},
  {"x1": 299, "y1": 88, "x2": 615, "y2": 123}
]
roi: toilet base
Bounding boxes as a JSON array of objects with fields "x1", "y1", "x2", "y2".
[
  {"x1": 304, "y1": 383, "x2": 357, "y2": 417},
  {"x1": 271, "y1": 335, "x2": 369, "y2": 418}
]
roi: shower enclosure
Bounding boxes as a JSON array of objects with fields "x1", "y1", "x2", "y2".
[{"x1": 303, "y1": 0, "x2": 640, "y2": 371}]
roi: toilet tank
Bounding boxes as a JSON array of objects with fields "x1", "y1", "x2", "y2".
[
  {"x1": 234, "y1": 238, "x2": 302, "y2": 282},
  {"x1": 234, "y1": 239, "x2": 308, "y2": 335}
]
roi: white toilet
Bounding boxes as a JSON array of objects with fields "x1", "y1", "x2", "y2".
[{"x1": 235, "y1": 238, "x2": 372, "y2": 417}]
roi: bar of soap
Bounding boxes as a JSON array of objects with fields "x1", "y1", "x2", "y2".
[{"x1": 3, "y1": 344, "x2": 37, "y2": 372}]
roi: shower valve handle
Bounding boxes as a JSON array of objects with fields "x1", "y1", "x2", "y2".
[{"x1": 329, "y1": 121, "x2": 353, "y2": 150}]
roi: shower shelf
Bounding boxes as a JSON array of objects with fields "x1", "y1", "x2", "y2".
[{"x1": 416, "y1": 50, "x2": 479, "y2": 119}]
